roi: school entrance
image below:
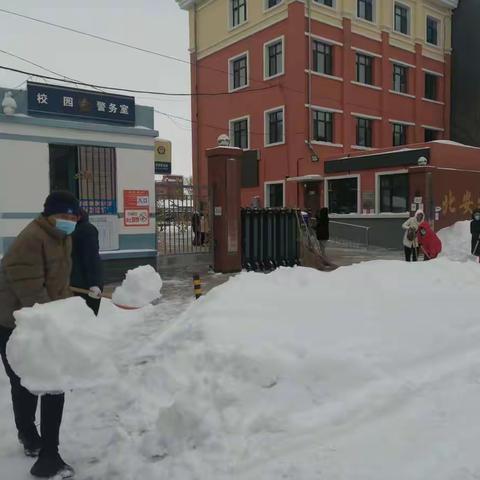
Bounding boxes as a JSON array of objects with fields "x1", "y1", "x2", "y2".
[{"x1": 155, "y1": 178, "x2": 213, "y2": 271}]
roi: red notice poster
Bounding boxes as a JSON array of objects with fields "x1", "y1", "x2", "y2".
[{"x1": 123, "y1": 190, "x2": 150, "y2": 227}]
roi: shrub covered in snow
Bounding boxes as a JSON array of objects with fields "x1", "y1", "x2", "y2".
[{"x1": 437, "y1": 220, "x2": 475, "y2": 262}]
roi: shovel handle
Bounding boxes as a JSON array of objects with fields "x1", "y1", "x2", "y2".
[{"x1": 70, "y1": 286, "x2": 112, "y2": 300}]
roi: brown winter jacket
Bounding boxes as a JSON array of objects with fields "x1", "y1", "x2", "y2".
[{"x1": 0, "y1": 215, "x2": 72, "y2": 330}]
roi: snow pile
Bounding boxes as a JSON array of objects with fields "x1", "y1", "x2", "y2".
[
  {"x1": 6, "y1": 297, "x2": 141, "y2": 393},
  {"x1": 71, "y1": 260, "x2": 480, "y2": 480},
  {"x1": 112, "y1": 265, "x2": 163, "y2": 307},
  {"x1": 437, "y1": 220, "x2": 474, "y2": 262}
]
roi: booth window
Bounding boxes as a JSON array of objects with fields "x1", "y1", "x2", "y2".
[
  {"x1": 49, "y1": 144, "x2": 117, "y2": 215},
  {"x1": 379, "y1": 173, "x2": 409, "y2": 213},
  {"x1": 327, "y1": 177, "x2": 358, "y2": 214},
  {"x1": 424, "y1": 128, "x2": 438, "y2": 142}
]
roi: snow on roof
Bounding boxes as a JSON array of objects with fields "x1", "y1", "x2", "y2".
[{"x1": 430, "y1": 140, "x2": 480, "y2": 150}]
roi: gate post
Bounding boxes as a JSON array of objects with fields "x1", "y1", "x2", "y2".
[{"x1": 206, "y1": 139, "x2": 242, "y2": 273}]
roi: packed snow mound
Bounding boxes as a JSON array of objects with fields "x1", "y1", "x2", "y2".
[
  {"x1": 113, "y1": 265, "x2": 163, "y2": 307},
  {"x1": 437, "y1": 220, "x2": 475, "y2": 262},
  {"x1": 75, "y1": 260, "x2": 480, "y2": 480},
  {"x1": 6, "y1": 297, "x2": 139, "y2": 393}
]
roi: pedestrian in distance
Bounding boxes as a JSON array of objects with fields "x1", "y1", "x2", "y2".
[
  {"x1": 71, "y1": 208, "x2": 104, "y2": 315},
  {"x1": 0, "y1": 190, "x2": 79, "y2": 479},
  {"x1": 402, "y1": 210, "x2": 424, "y2": 262},
  {"x1": 315, "y1": 208, "x2": 330, "y2": 257},
  {"x1": 471, "y1": 209, "x2": 480, "y2": 263},
  {"x1": 417, "y1": 220, "x2": 442, "y2": 261}
]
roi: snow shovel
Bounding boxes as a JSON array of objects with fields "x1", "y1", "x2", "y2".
[{"x1": 69, "y1": 286, "x2": 151, "y2": 310}]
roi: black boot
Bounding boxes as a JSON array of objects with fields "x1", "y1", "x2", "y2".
[
  {"x1": 30, "y1": 452, "x2": 75, "y2": 479},
  {"x1": 18, "y1": 428, "x2": 42, "y2": 457}
]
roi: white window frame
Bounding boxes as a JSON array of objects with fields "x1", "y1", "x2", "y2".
[
  {"x1": 264, "y1": 180, "x2": 286, "y2": 208},
  {"x1": 229, "y1": 0, "x2": 248, "y2": 30},
  {"x1": 264, "y1": 36, "x2": 285, "y2": 80},
  {"x1": 264, "y1": 105, "x2": 286, "y2": 147},
  {"x1": 324, "y1": 174, "x2": 361, "y2": 215},
  {"x1": 263, "y1": 0, "x2": 284, "y2": 12},
  {"x1": 426, "y1": 15, "x2": 441, "y2": 47},
  {"x1": 375, "y1": 170, "x2": 409, "y2": 214},
  {"x1": 229, "y1": 115, "x2": 250, "y2": 150},
  {"x1": 228, "y1": 51, "x2": 250, "y2": 93},
  {"x1": 312, "y1": 108, "x2": 335, "y2": 144},
  {"x1": 393, "y1": 1, "x2": 411, "y2": 37},
  {"x1": 313, "y1": 0, "x2": 336, "y2": 8},
  {"x1": 356, "y1": 0, "x2": 377, "y2": 24}
]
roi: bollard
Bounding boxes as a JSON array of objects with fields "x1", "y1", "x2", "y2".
[{"x1": 193, "y1": 273, "x2": 203, "y2": 299}]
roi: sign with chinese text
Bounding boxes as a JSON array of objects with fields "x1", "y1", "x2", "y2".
[
  {"x1": 154, "y1": 139, "x2": 172, "y2": 174},
  {"x1": 27, "y1": 82, "x2": 135, "y2": 125},
  {"x1": 123, "y1": 190, "x2": 150, "y2": 227},
  {"x1": 79, "y1": 199, "x2": 116, "y2": 216}
]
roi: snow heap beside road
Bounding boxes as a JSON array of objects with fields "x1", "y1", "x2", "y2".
[
  {"x1": 112, "y1": 265, "x2": 163, "y2": 307},
  {"x1": 77, "y1": 259, "x2": 480, "y2": 480},
  {"x1": 437, "y1": 220, "x2": 474, "y2": 262},
  {"x1": 7, "y1": 297, "x2": 119, "y2": 393}
]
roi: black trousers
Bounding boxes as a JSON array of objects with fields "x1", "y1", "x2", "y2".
[
  {"x1": 0, "y1": 326, "x2": 64, "y2": 455},
  {"x1": 74, "y1": 292, "x2": 101, "y2": 316},
  {"x1": 404, "y1": 246, "x2": 418, "y2": 262}
]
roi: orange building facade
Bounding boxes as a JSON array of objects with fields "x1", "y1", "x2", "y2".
[{"x1": 178, "y1": 0, "x2": 458, "y2": 215}]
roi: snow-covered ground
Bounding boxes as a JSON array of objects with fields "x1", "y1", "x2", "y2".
[{"x1": 1, "y1": 224, "x2": 480, "y2": 479}]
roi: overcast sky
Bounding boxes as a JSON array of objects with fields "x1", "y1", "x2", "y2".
[{"x1": 0, "y1": 0, "x2": 193, "y2": 176}]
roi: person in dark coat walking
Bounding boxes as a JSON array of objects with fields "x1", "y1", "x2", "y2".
[
  {"x1": 471, "y1": 209, "x2": 480, "y2": 262},
  {"x1": 71, "y1": 209, "x2": 103, "y2": 315},
  {"x1": 315, "y1": 208, "x2": 330, "y2": 257}
]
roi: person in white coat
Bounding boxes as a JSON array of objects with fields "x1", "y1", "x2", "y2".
[{"x1": 402, "y1": 210, "x2": 425, "y2": 262}]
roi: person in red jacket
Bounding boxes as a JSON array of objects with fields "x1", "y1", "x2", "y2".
[{"x1": 417, "y1": 221, "x2": 442, "y2": 260}]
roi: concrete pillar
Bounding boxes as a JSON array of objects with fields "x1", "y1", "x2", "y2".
[{"x1": 206, "y1": 145, "x2": 243, "y2": 273}]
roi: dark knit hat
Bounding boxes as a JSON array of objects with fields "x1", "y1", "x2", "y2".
[{"x1": 43, "y1": 191, "x2": 80, "y2": 217}]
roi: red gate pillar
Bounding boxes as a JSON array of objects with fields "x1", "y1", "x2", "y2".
[{"x1": 207, "y1": 144, "x2": 242, "y2": 273}]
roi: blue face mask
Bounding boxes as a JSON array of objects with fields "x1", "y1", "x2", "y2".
[{"x1": 55, "y1": 219, "x2": 77, "y2": 235}]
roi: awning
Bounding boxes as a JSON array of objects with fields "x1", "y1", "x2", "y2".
[{"x1": 286, "y1": 174, "x2": 323, "y2": 183}]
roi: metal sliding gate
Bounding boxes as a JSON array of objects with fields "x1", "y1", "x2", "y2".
[
  {"x1": 241, "y1": 208, "x2": 300, "y2": 271},
  {"x1": 155, "y1": 182, "x2": 213, "y2": 262}
]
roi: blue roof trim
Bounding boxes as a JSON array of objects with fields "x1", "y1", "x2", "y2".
[{"x1": 0, "y1": 113, "x2": 158, "y2": 138}]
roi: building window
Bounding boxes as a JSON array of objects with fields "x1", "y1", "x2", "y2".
[
  {"x1": 265, "y1": 107, "x2": 284, "y2": 145},
  {"x1": 230, "y1": 54, "x2": 248, "y2": 91},
  {"x1": 313, "y1": 40, "x2": 333, "y2": 75},
  {"x1": 425, "y1": 73, "x2": 438, "y2": 100},
  {"x1": 266, "y1": 0, "x2": 282, "y2": 8},
  {"x1": 394, "y1": 3, "x2": 410, "y2": 35},
  {"x1": 426, "y1": 16, "x2": 439, "y2": 45},
  {"x1": 357, "y1": 0, "x2": 374, "y2": 22},
  {"x1": 265, "y1": 38, "x2": 284, "y2": 78},
  {"x1": 356, "y1": 117, "x2": 373, "y2": 147},
  {"x1": 231, "y1": 0, "x2": 247, "y2": 28},
  {"x1": 313, "y1": 110, "x2": 334, "y2": 143},
  {"x1": 328, "y1": 177, "x2": 358, "y2": 214},
  {"x1": 266, "y1": 182, "x2": 284, "y2": 208},
  {"x1": 314, "y1": 0, "x2": 334, "y2": 6},
  {"x1": 379, "y1": 174, "x2": 409, "y2": 213},
  {"x1": 392, "y1": 64, "x2": 408, "y2": 93},
  {"x1": 424, "y1": 129, "x2": 438, "y2": 142},
  {"x1": 356, "y1": 54, "x2": 373, "y2": 85},
  {"x1": 392, "y1": 123, "x2": 407, "y2": 146},
  {"x1": 230, "y1": 117, "x2": 249, "y2": 149}
]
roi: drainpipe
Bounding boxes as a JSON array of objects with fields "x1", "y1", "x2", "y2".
[
  {"x1": 193, "y1": 2, "x2": 200, "y2": 188},
  {"x1": 306, "y1": 0, "x2": 318, "y2": 164}
]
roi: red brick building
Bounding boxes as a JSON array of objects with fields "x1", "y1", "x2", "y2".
[{"x1": 178, "y1": 0, "x2": 458, "y2": 217}]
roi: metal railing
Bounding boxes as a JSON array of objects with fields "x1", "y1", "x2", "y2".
[{"x1": 329, "y1": 220, "x2": 371, "y2": 249}]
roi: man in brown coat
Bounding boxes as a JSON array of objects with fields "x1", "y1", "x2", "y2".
[{"x1": 0, "y1": 191, "x2": 79, "y2": 479}]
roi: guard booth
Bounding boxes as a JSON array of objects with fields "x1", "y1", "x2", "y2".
[{"x1": 0, "y1": 83, "x2": 158, "y2": 282}]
